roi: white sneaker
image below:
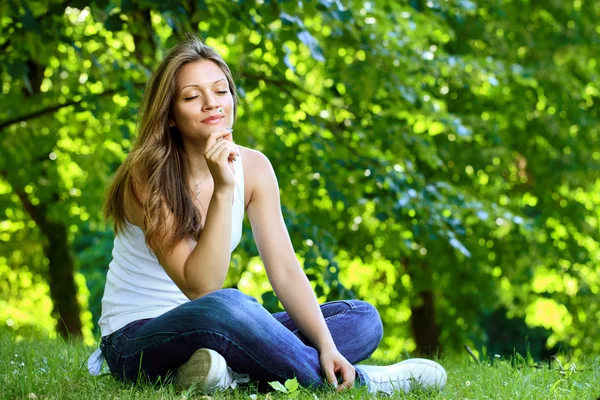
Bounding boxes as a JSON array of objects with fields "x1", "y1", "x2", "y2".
[
  {"x1": 357, "y1": 358, "x2": 447, "y2": 394},
  {"x1": 174, "y1": 348, "x2": 250, "y2": 393}
]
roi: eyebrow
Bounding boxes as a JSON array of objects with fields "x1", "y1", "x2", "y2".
[{"x1": 178, "y1": 78, "x2": 227, "y2": 93}]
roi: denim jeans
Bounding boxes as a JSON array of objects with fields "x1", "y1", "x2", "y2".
[{"x1": 100, "y1": 288, "x2": 383, "y2": 390}]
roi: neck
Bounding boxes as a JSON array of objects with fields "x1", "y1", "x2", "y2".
[{"x1": 183, "y1": 137, "x2": 211, "y2": 180}]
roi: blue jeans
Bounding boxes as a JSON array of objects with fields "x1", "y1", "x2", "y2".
[{"x1": 100, "y1": 288, "x2": 383, "y2": 390}]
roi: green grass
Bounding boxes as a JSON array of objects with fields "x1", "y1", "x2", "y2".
[{"x1": 1, "y1": 332, "x2": 599, "y2": 399}]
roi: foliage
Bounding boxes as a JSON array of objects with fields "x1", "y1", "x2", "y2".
[{"x1": 1, "y1": 0, "x2": 599, "y2": 357}]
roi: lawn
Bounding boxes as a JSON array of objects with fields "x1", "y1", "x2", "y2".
[{"x1": 2, "y1": 332, "x2": 598, "y2": 399}]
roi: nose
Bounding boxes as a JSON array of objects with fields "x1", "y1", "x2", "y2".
[{"x1": 202, "y1": 93, "x2": 220, "y2": 111}]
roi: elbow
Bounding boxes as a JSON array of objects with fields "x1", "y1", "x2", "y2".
[
  {"x1": 184, "y1": 286, "x2": 221, "y2": 300},
  {"x1": 181, "y1": 260, "x2": 229, "y2": 300},
  {"x1": 181, "y1": 269, "x2": 223, "y2": 300}
]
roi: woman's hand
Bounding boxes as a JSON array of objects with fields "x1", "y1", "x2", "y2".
[
  {"x1": 204, "y1": 128, "x2": 238, "y2": 193},
  {"x1": 319, "y1": 347, "x2": 356, "y2": 392}
]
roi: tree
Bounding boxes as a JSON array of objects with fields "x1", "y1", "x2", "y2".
[{"x1": 1, "y1": 0, "x2": 598, "y2": 357}]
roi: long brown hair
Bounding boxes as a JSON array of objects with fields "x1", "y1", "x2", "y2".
[{"x1": 104, "y1": 33, "x2": 239, "y2": 258}]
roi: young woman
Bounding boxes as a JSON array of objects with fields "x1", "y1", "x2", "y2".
[{"x1": 87, "y1": 34, "x2": 447, "y2": 395}]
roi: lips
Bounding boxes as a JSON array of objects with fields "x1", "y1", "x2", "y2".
[{"x1": 202, "y1": 115, "x2": 224, "y2": 123}]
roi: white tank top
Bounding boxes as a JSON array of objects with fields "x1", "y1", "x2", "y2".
[{"x1": 97, "y1": 145, "x2": 245, "y2": 338}]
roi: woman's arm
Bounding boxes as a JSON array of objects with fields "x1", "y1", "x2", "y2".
[
  {"x1": 245, "y1": 149, "x2": 337, "y2": 352},
  {"x1": 175, "y1": 188, "x2": 235, "y2": 298},
  {"x1": 126, "y1": 182, "x2": 234, "y2": 300},
  {"x1": 125, "y1": 132, "x2": 238, "y2": 300}
]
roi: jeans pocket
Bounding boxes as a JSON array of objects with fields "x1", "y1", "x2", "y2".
[{"x1": 103, "y1": 320, "x2": 152, "y2": 373}]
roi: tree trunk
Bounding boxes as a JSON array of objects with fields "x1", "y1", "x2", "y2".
[
  {"x1": 17, "y1": 191, "x2": 83, "y2": 338},
  {"x1": 410, "y1": 288, "x2": 441, "y2": 356},
  {"x1": 404, "y1": 259, "x2": 441, "y2": 356},
  {"x1": 44, "y1": 222, "x2": 83, "y2": 338}
]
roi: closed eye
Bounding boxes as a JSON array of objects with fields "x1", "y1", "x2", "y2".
[{"x1": 184, "y1": 91, "x2": 228, "y2": 101}]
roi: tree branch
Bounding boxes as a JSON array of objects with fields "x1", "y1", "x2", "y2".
[
  {"x1": 464, "y1": 345, "x2": 480, "y2": 364},
  {"x1": 0, "y1": 83, "x2": 145, "y2": 130},
  {"x1": 241, "y1": 71, "x2": 348, "y2": 110}
]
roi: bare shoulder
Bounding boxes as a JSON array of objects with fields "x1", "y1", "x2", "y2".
[
  {"x1": 238, "y1": 145, "x2": 271, "y2": 166},
  {"x1": 237, "y1": 145, "x2": 277, "y2": 209}
]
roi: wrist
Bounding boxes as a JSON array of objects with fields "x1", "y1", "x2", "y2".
[
  {"x1": 213, "y1": 186, "x2": 235, "y2": 197},
  {"x1": 316, "y1": 339, "x2": 337, "y2": 353}
]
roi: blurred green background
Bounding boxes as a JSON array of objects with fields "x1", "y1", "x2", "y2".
[{"x1": 1, "y1": 0, "x2": 599, "y2": 362}]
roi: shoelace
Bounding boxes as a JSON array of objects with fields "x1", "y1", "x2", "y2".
[{"x1": 218, "y1": 366, "x2": 250, "y2": 389}]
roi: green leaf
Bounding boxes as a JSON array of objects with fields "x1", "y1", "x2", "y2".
[
  {"x1": 428, "y1": 121, "x2": 445, "y2": 136},
  {"x1": 285, "y1": 377, "x2": 299, "y2": 392},
  {"x1": 268, "y1": 381, "x2": 288, "y2": 392},
  {"x1": 413, "y1": 120, "x2": 427, "y2": 134}
]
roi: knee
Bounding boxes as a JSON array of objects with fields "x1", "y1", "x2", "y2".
[
  {"x1": 356, "y1": 301, "x2": 384, "y2": 345},
  {"x1": 198, "y1": 288, "x2": 260, "y2": 321},
  {"x1": 206, "y1": 288, "x2": 253, "y2": 302}
]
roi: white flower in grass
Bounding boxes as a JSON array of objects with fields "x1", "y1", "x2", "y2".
[
  {"x1": 249, "y1": 395, "x2": 257, "y2": 400},
  {"x1": 465, "y1": 381, "x2": 471, "y2": 386}
]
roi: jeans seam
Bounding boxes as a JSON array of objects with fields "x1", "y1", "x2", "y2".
[
  {"x1": 277, "y1": 315, "x2": 292, "y2": 325},
  {"x1": 278, "y1": 300, "x2": 356, "y2": 326},
  {"x1": 289, "y1": 305, "x2": 354, "y2": 338},
  {"x1": 125, "y1": 331, "x2": 180, "y2": 342},
  {"x1": 120, "y1": 329, "x2": 291, "y2": 382},
  {"x1": 322, "y1": 302, "x2": 354, "y2": 323}
]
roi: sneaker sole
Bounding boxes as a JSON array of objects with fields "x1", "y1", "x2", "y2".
[
  {"x1": 174, "y1": 348, "x2": 226, "y2": 393},
  {"x1": 358, "y1": 358, "x2": 447, "y2": 391},
  {"x1": 397, "y1": 358, "x2": 447, "y2": 389}
]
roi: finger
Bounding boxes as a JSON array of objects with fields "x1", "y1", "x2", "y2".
[
  {"x1": 216, "y1": 128, "x2": 234, "y2": 143},
  {"x1": 216, "y1": 142, "x2": 238, "y2": 162},
  {"x1": 207, "y1": 138, "x2": 237, "y2": 160},
  {"x1": 206, "y1": 139, "x2": 236, "y2": 160},
  {"x1": 227, "y1": 143, "x2": 239, "y2": 161},
  {"x1": 223, "y1": 131, "x2": 234, "y2": 142},
  {"x1": 205, "y1": 129, "x2": 233, "y2": 155},
  {"x1": 224, "y1": 142, "x2": 239, "y2": 162},
  {"x1": 205, "y1": 139, "x2": 229, "y2": 160},
  {"x1": 324, "y1": 365, "x2": 338, "y2": 390},
  {"x1": 337, "y1": 365, "x2": 356, "y2": 392},
  {"x1": 205, "y1": 136, "x2": 228, "y2": 159},
  {"x1": 215, "y1": 143, "x2": 237, "y2": 163}
]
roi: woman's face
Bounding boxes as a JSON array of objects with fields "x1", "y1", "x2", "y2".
[{"x1": 171, "y1": 59, "x2": 234, "y2": 141}]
